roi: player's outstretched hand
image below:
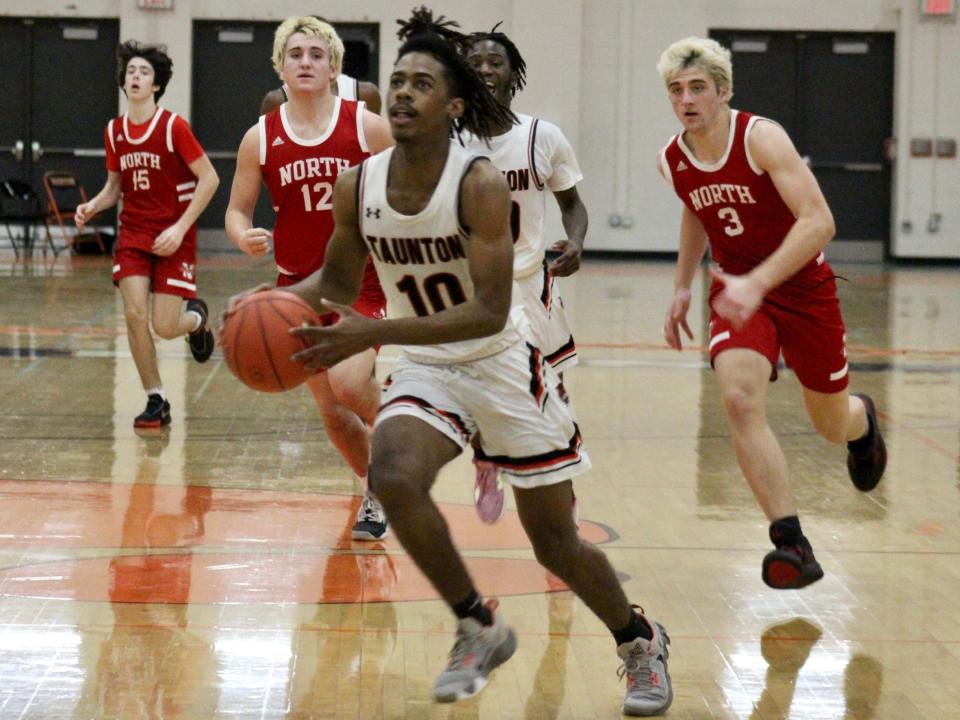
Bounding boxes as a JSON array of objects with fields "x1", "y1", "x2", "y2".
[
  {"x1": 708, "y1": 267, "x2": 764, "y2": 330},
  {"x1": 217, "y1": 283, "x2": 272, "y2": 342},
  {"x1": 664, "y1": 287, "x2": 694, "y2": 351},
  {"x1": 290, "y1": 299, "x2": 375, "y2": 371},
  {"x1": 547, "y1": 239, "x2": 582, "y2": 277}
]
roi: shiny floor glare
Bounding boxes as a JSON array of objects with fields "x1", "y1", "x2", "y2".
[{"x1": 0, "y1": 251, "x2": 958, "y2": 719}]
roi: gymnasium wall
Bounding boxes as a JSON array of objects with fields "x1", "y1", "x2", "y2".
[{"x1": 2, "y1": 0, "x2": 957, "y2": 259}]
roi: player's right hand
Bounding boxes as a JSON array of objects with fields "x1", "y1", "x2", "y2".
[
  {"x1": 218, "y1": 283, "x2": 272, "y2": 341},
  {"x1": 238, "y1": 228, "x2": 272, "y2": 257},
  {"x1": 664, "y1": 288, "x2": 694, "y2": 351},
  {"x1": 74, "y1": 201, "x2": 94, "y2": 229}
]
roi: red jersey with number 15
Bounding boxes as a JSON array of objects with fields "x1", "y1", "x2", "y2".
[
  {"x1": 661, "y1": 110, "x2": 834, "y2": 301},
  {"x1": 260, "y1": 97, "x2": 381, "y2": 302},
  {"x1": 105, "y1": 108, "x2": 205, "y2": 241}
]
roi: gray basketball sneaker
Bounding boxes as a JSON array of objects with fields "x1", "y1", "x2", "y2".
[
  {"x1": 433, "y1": 599, "x2": 517, "y2": 702},
  {"x1": 351, "y1": 493, "x2": 388, "y2": 541},
  {"x1": 618, "y1": 617, "x2": 673, "y2": 716}
]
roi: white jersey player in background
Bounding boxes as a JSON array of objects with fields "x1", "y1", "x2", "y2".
[{"x1": 463, "y1": 25, "x2": 589, "y2": 525}]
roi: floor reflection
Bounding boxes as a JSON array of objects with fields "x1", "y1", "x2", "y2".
[
  {"x1": 73, "y1": 436, "x2": 218, "y2": 719},
  {"x1": 844, "y1": 653, "x2": 883, "y2": 720},
  {"x1": 750, "y1": 618, "x2": 823, "y2": 719},
  {"x1": 524, "y1": 590, "x2": 576, "y2": 719}
]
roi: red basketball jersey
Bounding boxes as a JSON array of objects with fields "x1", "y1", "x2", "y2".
[
  {"x1": 105, "y1": 108, "x2": 204, "y2": 244},
  {"x1": 260, "y1": 98, "x2": 382, "y2": 303},
  {"x1": 662, "y1": 110, "x2": 834, "y2": 301}
]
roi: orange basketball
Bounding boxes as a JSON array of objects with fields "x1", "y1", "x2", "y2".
[{"x1": 221, "y1": 290, "x2": 321, "y2": 392}]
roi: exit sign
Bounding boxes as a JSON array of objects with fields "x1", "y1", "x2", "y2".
[
  {"x1": 923, "y1": 0, "x2": 955, "y2": 14},
  {"x1": 137, "y1": 0, "x2": 173, "y2": 8}
]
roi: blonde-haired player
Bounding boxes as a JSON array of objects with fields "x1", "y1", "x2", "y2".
[
  {"x1": 226, "y1": 16, "x2": 393, "y2": 540},
  {"x1": 259, "y1": 16, "x2": 381, "y2": 116},
  {"x1": 656, "y1": 36, "x2": 887, "y2": 589}
]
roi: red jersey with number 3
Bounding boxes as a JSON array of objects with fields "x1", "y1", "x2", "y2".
[
  {"x1": 661, "y1": 110, "x2": 834, "y2": 302},
  {"x1": 260, "y1": 98, "x2": 381, "y2": 301},
  {"x1": 105, "y1": 108, "x2": 204, "y2": 243}
]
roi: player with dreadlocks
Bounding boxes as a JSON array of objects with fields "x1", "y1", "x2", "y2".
[
  {"x1": 463, "y1": 25, "x2": 590, "y2": 532},
  {"x1": 243, "y1": 7, "x2": 674, "y2": 711}
]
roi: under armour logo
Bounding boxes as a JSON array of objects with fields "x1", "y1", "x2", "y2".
[
  {"x1": 272, "y1": 136, "x2": 284, "y2": 146},
  {"x1": 365, "y1": 207, "x2": 381, "y2": 218},
  {"x1": 676, "y1": 160, "x2": 688, "y2": 172}
]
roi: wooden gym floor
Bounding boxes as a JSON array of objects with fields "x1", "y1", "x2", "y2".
[{"x1": 0, "y1": 250, "x2": 957, "y2": 719}]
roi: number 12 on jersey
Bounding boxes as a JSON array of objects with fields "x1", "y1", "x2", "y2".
[{"x1": 301, "y1": 182, "x2": 333, "y2": 212}]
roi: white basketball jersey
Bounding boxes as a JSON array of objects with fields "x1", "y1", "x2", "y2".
[
  {"x1": 462, "y1": 113, "x2": 583, "y2": 278},
  {"x1": 358, "y1": 143, "x2": 519, "y2": 364},
  {"x1": 336, "y1": 73, "x2": 359, "y2": 101}
]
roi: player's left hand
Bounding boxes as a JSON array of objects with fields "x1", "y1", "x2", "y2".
[
  {"x1": 709, "y1": 267, "x2": 765, "y2": 330},
  {"x1": 153, "y1": 225, "x2": 185, "y2": 257},
  {"x1": 547, "y1": 239, "x2": 582, "y2": 277},
  {"x1": 290, "y1": 299, "x2": 375, "y2": 371}
]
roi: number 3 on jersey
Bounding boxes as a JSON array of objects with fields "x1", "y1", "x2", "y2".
[
  {"x1": 301, "y1": 181, "x2": 333, "y2": 212},
  {"x1": 718, "y1": 207, "x2": 744, "y2": 237}
]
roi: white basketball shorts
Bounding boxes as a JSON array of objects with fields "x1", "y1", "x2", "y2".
[{"x1": 376, "y1": 339, "x2": 590, "y2": 489}]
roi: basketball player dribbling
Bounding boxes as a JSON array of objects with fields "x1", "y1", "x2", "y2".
[
  {"x1": 76, "y1": 41, "x2": 219, "y2": 429},
  {"x1": 657, "y1": 37, "x2": 887, "y2": 590},
  {"x1": 272, "y1": 9, "x2": 673, "y2": 715},
  {"x1": 224, "y1": 16, "x2": 394, "y2": 540},
  {"x1": 462, "y1": 25, "x2": 588, "y2": 526}
]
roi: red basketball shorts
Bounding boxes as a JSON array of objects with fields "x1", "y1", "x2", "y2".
[
  {"x1": 708, "y1": 289, "x2": 849, "y2": 394},
  {"x1": 275, "y1": 272, "x2": 386, "y2": 322},
  {"x1": 112, "y1": 227, "x2": 198, "y2": 299}
]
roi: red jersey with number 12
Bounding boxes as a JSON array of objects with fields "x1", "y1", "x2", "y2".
[
  {"x1": 661, "y1": 109, "x2": 833, "y2": 301},
  {"x1": 260, "y1": 98, "x2": 381, "y2": 302}
]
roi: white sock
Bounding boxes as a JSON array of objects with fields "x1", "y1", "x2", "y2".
[
  {"x1": 187, "y1": 310, "x2": 203, "y2": 333},
  {"x1": 146, "y1": 387, "x2": 166, "y2": 401}
]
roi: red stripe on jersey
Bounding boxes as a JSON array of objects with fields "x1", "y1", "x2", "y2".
[
  {"x1": 526, "y1": 342, "x2": 547, "y2": 410},
  {"x1": 545, "y1": 337, "x2": 577, "y2": 368},
  {"x1": 527, "y1": 119, "x2": 544, "y2": 190}
]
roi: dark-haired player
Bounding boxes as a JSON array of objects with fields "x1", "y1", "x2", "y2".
[
  {"x1": 657, "y1": 37, "x2": 887, "y2": 589},
  {"x1": 76, "y1": 41, "x2": 219, "y2": 428},
  {"x1": 463, "y1": 26, "x2": 588, "y2": 526},
  {"x1": 273, "y1": 8, "x2": 673, "y2": 714}
]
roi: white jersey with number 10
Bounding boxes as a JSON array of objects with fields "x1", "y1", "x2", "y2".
[{"x1": 357, "y1": 142, "x2": 520, "y2": 365}]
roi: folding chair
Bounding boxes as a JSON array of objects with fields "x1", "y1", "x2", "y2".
[
  {"x1": 1, "y1": 178, "x2": 51, "y2": 258},
  {"x1": 42, "y1": 170, "x2": 108, "y2": 256}
]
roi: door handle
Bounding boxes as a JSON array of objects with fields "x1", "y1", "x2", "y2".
[
  {"x1": 14, "y1": 139, "x2": 24, "y2": 161},
  {"x1": 31, "y1": 141, "x2": 43, "y2": 162}
]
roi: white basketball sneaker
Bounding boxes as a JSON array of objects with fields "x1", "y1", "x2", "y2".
[
  {"x1": 618, "y1": 617, "x2": 673, "y2": 716},
  {"x1": 433, "y1": 599, "x2": 517, "y2": 702}
]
